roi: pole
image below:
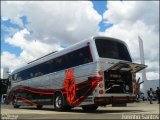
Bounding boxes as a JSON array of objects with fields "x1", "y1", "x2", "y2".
[{"x1": 138, "y1": 36, "x2": 147, "y2": 98}]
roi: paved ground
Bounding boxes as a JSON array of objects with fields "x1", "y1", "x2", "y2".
[{"x1": 1, "y1": 101, "x2": 159, "y2": 119}]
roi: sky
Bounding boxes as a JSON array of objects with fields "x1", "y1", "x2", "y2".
[{"x1": 1, "y1": 1, "x2": 159, "y2": 80}]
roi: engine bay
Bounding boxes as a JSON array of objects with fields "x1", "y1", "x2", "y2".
[{"x1": 104, "y1": 70, "x2": 133, "y2": 93}]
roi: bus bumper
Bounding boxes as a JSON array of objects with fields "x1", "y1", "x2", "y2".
[{"x1": 94, "y1": 96, "x2": 136, "y2": 105}]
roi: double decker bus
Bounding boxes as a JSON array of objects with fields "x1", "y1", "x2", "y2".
[{"x1": 5, "y1": 36, "x2": 147, "y2": 111}]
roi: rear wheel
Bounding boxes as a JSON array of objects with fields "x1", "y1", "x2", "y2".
[
  {"x1": 54, "y1": 93, "x2": 72, "y2": 111},
  {"x1": 54, "y1": 93, "x2": 64, "y2": 111},
  {"x1": 12, "y1": 97, "x2": 20, "y2": 108},
  {"x1": 82, "y1": 105, "x2": 98, "y2": 111}
]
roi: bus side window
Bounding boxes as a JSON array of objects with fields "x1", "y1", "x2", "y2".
[
  {"x1": 11, "y1": 75, "x2": 14, "y2": 81},
  {"x1": 78, "y1": 52, "x2": 85, "y2": 64},
  {"x1": 18, "y1": 72, "x2": 21, "y2": 80},
  {"x1": 35, "y1": 73, "x2": 38, "y2": 77},
  {"x1": 14, "y1": 74, "x2": 17, "y2": 81},
  {"x1": 30, "y1": 73, "x2": 33, "y2": 78},
  {"x1": 79, "y1": 53, "x2": 84, "y2": 59},
  {"x1": 17, "y1": 77, "x2": 21, "y2": 81}
]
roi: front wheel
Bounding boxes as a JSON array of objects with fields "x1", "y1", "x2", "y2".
[
  {"x1": 82, "y1": 105, "x2": 98, "y2": 111},
  {"x1": 12, "y1": 97, "x2": 20, "y2": 108}
]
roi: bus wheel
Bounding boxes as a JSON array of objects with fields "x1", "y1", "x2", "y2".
[
  {"x1": 13, "y1": 97, "x2": 20, "y2": 108},
  {"x1": 36, "y1": 105, "x2": 43, "y2": 109},
  {"x1": 54, "y1": 93, "x2": 64, "y2": 111},
  {"x1": 82, "y1": 105, "x2": 98, "y2": 111}
]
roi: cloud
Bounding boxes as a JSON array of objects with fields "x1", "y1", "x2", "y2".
[
  {"x1": 146, "y1": 72, "x2": 159, "y2": 80},
  {"x1": 1, "y1": 51, "x2": 26, "y2": 71},
  {"x1": 1, "y1": 1, "x2": 102, "y2": 71},
  {"x1": 101, "y1": 1, "x2": 159, "y2": 80},
  {"x1": 103, "y1": 1, "x2": 159, "y2": 32},
  {"x1": 1, "y1": 29, "x2": 63, "y2": 71},
  {"x1": 6, "y1": 29, "x2": 63, "y2": 61},
  {"x1": 2, "y1": 1, "x2": 102, "y2": 45}
]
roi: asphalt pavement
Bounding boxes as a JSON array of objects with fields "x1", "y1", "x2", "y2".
[{"x1": 1, "y1": 101, "x2": 159, "y2": 119}]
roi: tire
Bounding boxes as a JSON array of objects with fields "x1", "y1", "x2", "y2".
[
  {"x1": 82, "y1": 105, "x2": 98, "y2": 111},
  {"x1": 12, "y1": 97, "x2": 20, "y2": 108},
  {"x1": 54, "y1": 93, "x2": 72, "y2": 111},
  {"x1": 54, "y1": 93, "x2": 64, "y2": 111},
  {"x1": 54, "y1": 92, "x2": 73, "y2": 111},
  {"x1": 36, "y1": 105, "x2": 43, "y2": 109}
]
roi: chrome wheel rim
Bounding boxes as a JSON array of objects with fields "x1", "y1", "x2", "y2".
[{"x1": 55, "y1": 96, "x2": 62, "y2": 108}]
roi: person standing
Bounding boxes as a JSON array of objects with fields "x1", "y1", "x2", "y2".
[
  {"x1": 141, "y1": 93, "x2": 145, "y2": 101},
  {"x1": 156, "y1": 87, "x2": 160, "y2": 104},
  {"x1": 148, "y1": 88, "x2": 154, "y2": 104}
]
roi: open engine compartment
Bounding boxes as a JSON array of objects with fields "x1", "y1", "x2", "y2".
[
  {"x1": 104, "y1": 70, "x2": 133, "y2": 93},
  {"x1": 103, "y1": 61, "x2": 147, "y2": 94}
]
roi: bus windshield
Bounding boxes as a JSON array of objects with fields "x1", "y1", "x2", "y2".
[{"x1": 95, "y1": 39, "x2": 132, "y2": 62}]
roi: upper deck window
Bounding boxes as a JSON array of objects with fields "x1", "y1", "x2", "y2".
[{"x1": 95, "y1": 39, "x2": 132, "y2": 62}]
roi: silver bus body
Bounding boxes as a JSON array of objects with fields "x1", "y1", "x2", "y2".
[{"x1": 6, "y1": 36, "x2": 147, "y2": 111}]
